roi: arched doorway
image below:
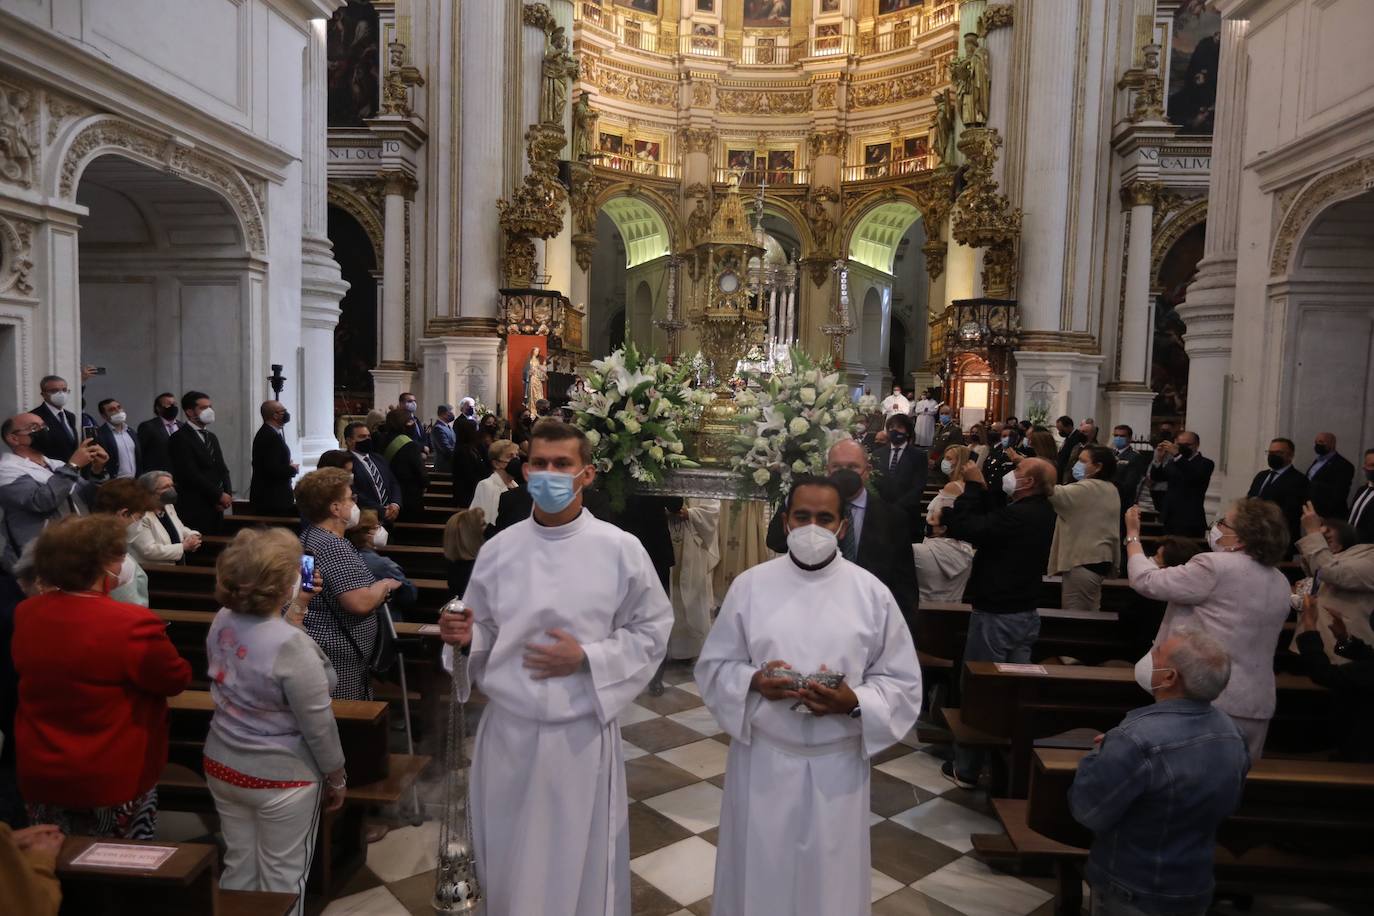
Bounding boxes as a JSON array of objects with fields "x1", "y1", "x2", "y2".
[
  {"x1": 1279, "y1": 189, "x2": 1374, "y2": 463},
  {"x1": 587, "y1": 195, "x2": 671, "y2": 357},
  {"x1": 76, "y1": 154, "x2": 256, "y2": 483},
  {"x1": 328, "y1": 205, "x2": 378, "y2": 413},
  {"x1": 1153, "y1": 221, "x2": 1205, "y2": 427},
  {"x1": 847, "y1": 201, "x2": 928, "y2": 390},
  {"x1": 859, "y1": 286, "x2": 885, "y2": 392}
]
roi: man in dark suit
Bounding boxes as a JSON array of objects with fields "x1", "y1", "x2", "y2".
[
  {"x1": 168, "y1": 390, "x2": 233, "y2": 534},
  {"x1": 1247, "y1": 437, "x2": 1309, "y2": 550},
  {"x1": 30, "y1": 374, "x2": 81, "y2": 463},
  {"x1": 1148, "y1": 431, "x2": 1214, "y2": 536},
  {"x1": 1348, "y1": 448, "x2": 1374, "y2": 544},
  {"x1": 766, "y1": 440, "x2": 920, "y2": 628},
  {"x1": 93, "y1": 398, "x2": 141, "y2": 479},
  {"x1": 343, "y1": 421, "x2": 402, "y2": 522},
  {"x1": 1306, "y1": 432, "x2": 1355, "y2": 520},
  {"x1": 1054, "y1": 415, "x2": 1085, "y2": 482},
  {"x1": 248, "y1": 400, "x2": 298, "y2": 516},
  {"x1": 1109, "y1": 424, "x2": 1150, "y2": 513},
  {"x1": 871, "y1": 413, "x2": 928, "y2": 538},
  {"x1": 137, "y1": 392, "x2": 182, "y2": 474},
  {"x1": 617, "y1": 495, "x2": 683, "y2": 593}
]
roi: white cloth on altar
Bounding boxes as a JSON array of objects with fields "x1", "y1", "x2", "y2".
[
  {"x1": 695, "y1": 554, "x2": 923, "y2": 916},
  {"x1": 668, "y1": 498, "x2": 721, "y2": 660},
  {"x1": 441, "y1": 510, "x2": 672, "y2": 916},
  {"x1": 912, "y1": 397, "x2": 939, "y2": 447},
  {"x1": 880, "y1": 392, "x2": 911, "y2": 418}
]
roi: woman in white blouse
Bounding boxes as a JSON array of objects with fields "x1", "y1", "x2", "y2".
[
  {"x1": 128, "y1": 471, "x2": 203, "y2": 566},
  {"x1": 914, "y1": 445, "x2": 977, "y2": 603},
  {"x1": 470, "y1": 440, "x2": 519, "y2": 527}
]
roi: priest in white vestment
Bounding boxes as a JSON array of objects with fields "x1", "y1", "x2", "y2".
[
  {"x1": 880, "y1": 383, "x2": 911, "y2": 419},
  {"x1": 440, "y1": 420, "x2": 672, "y2": 916},
  {"x1": 668, "y1": 497, "x2": 721, "y2": 660},
  {"x1": 912, "y1": 390, "x2": 939, "y2": 447},
  {"x1": 696, "y1": 477, "x2": 923, "y2": 916}
]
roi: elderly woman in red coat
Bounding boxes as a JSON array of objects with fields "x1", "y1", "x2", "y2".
[{"x1": 12, "y1": 514, "x2": 191, "y2": 838}]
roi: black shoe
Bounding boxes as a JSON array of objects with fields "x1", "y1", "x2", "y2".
[
  {"x1": 648, "y1": 677, "x2": 665, "y2": 697},
  {"x1": 941, "y1": 760, "x2": 978, "y2": 790}
]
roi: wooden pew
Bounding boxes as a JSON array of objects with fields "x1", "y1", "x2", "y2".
[
  {"x1": 957, "y1": 662, "x2": 1332, "y2": 797},
  {"x1": 916, "y1": 602, "x2": 1138, "y2": 668},
  {"x1": 222, "y1": 512, "x2": 450, "y2": 548},
  {"x1": 57, "y1": 836, "x2": 297, "y2": 916},
  {"x1": 983, "y1": 748, "x2": 1374, "y2": 913},
  {"x1": 144, "y1": 562, "x2": 454, "y2": 615}
]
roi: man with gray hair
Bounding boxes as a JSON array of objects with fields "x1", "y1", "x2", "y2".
[
  {"x1": 1069, "y1": 627, "x2": 1250, "y2": 915},
  {"x1": 431, "y1": 404, "x2": 456, "y2": 473}
]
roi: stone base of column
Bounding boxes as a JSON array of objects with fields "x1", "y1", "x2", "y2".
[
  {"x1": 371, "y1": 364, "x2": 417, "y2": 410},
  {"x1": 1102, "y1": 383, "x2": 1157, "y2": 444},
  {"x1": 1012, "y1": 349, "x2": 1104, "y2": 423},
  {"x1": 301, "y1": 238, "x2": 349, "y2": 468},
  {"x1": 418, "y1": 336, "x2": 502, "y2": 414}
]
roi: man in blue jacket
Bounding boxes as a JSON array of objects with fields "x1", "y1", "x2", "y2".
[{"x1": 1070, "y1": 627, "x2": 1249, "y2": 916}]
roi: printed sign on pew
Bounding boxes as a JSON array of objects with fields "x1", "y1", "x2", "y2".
[
  {"x1": 70, "y1": 843, "x2": 178, "y2": 870},
  {"x1": 994, "y1": 663, "x2": 1048, "y2": 675}
]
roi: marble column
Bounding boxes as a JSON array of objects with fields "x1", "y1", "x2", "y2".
[
  {"x1": 300, "y1": 18, "x2": 349, "y2": 462},
  {"x1": 371, "y1": 169, "x2": 416, "y2": 407},
  {"x1": 458, "y1": 0, "x2": 508, "y2": 325},
  {"x1": 981, "y1": 5, "x2": 1015, "y2": 188},
  {"x1": 1104, "y1": 179, "x2": 1159, "y2": 437},
  {"x1": 1179, "y1": 17, "x2": 1248, "y2": 512}
]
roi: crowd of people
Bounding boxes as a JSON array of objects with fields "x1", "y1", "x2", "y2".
[{"x1": 1, "y1": 371, "x2": 1373, "y2": 915}]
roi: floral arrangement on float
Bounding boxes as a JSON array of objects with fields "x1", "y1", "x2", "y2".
[
  {"x1": 728, "y1": 349, "x2": 878, "y2": 506},
  {"x1": 569, "y1": 342, "x2": 707, "y2": 509}
]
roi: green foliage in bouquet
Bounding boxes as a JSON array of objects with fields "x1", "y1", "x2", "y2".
[
  {"x1": 728, "y1": 349, "x2": 879, "y2": 506},
  {"x1": 569, "y1": 343, "x2": 707, "y2": 510}
]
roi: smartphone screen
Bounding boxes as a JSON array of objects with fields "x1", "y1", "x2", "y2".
[{"x1": 300, "y1": 553, "x2": 316, "y2": 591}]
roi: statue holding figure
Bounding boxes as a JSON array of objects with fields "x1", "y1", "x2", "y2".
[
  {"x1": 540, "y1": 31, "x2": 578, "y2": 126},
  {"x1": 523, "y1": 347, "x2": 548, "y2": 416},
  {"x1": 931, "y1": 89, "x2": 956, "y2": 165},
  {"x1": 951, "y1": 31, "x2": 991, "y2": 127},
  {"x1": 572, "y1": 91, "x2": 597, "y2": 161}
]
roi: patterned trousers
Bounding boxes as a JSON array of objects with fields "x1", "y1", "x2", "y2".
[{"x1": 27, "y1": 787, "x2": 159, "y2": 840}]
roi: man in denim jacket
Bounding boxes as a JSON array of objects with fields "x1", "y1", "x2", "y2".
[{"x1": 1070, "y1": 628, "x2": 1249, "y2": 915}]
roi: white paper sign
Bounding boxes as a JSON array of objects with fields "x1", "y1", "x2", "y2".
[
  {"x1": 70, "y1": 843, "x2": 178, "y2": 870},
  {"x1": 994, "y1": 663, "x2": 1048, "y2": 675}
]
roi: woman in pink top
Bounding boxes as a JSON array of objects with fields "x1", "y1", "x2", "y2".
[{"x1": 1124, "y1": 498, "x2": 1292, "y2": 760}]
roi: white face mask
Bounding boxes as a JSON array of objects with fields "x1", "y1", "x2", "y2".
[
  {"x1": 110, "y1": 411, "x2": 127, "y2": 426},
  {"x1": 198, "y1": 407, "x2": 216, "y2": 426},
  {"x1": 1002, "y1": 472, "x2": 1019, "y2": 498},
  {"x1": 345, "y1": 503, "x2": 361, "y2": 528},
  {"x1": 371, "y1": 526, "x2": 389, "y2": 548},
  {"x1": 1133, "y1": 651, "x2": 1173, "y2": 694},
  {"x1": 47, "y1": 390, "x2": 69, "y2": 408},
  {"x1": 940, "y1": 459, "x2": 954, "y2": 476},
  {"x1": 109, "y1": 555, "x2": 136, "y2": 589},
  {"x1": 786, "y1": 523, "x2": 840, "y2": 566},
  {"x1": 1206, "y1": 522, "x2": 1235, "y2": 553}
]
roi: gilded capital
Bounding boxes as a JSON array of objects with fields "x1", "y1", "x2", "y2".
[
  {"x1": 679, "y1": 127, "x2": 717, "y2": 155},
  {"x1": 381, "y1": 169, "x2": 418, "y2": 200},
  {"x1": 807, "y1": 129, "x2": 847, "y2": 159},
  {"x1": 1120, "y1": 180, "x2": 1162, "y2": 210},
  {"x1": 981, "y1": 5, "x2": 1014, "y2": 31}
]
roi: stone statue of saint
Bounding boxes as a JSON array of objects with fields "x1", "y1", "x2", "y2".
[
  {"x1": 687, "y1": 197, "x2": 711, "y2": 246},
  {"x1": 524, "y1": 347, "x2": 548, "y2": 415},
  {"x1": 931, "y1": 89, "x2": 955, "y2": 165},
  {"x1": 952, "y1": 32, "x2": 990, "y2": 127},
  {"x1": 540, "y1": 32, "x2": 577, "y2": 126},
  {"x1": 572, "y1": 91, "x2": 597, "y2": 161}
]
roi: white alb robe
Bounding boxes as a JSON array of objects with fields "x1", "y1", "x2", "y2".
[
  {"x1": 668, "y1": 498, "x2": 721, "y2": 660},
  {"x1": 880, "y1": 393, "x2": 911, "y2": 419},
  {"x1": 442, "y1": 510, "x2": 672, "y2": 916},
  {"x1": 912, "y1": 397, "x2": 939, "y2": 447},
  {"x1": 695, "y1": 554, "x2": 923, "y2": 916}
]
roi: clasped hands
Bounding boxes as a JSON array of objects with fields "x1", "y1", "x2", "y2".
[
  {"x1": 750, "y1": 661, "x2": 858, "y2": 716},
  {"x1": 437, "y1": 609, "x2": 586, "y2": 680}
]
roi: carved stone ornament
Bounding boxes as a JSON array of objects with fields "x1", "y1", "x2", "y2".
[
  {"x1": 921, "y1": 238, "x2": 948, "y2": 281},
  {"x1": 46, "y1": 94, "x2": 91, "y2": 144},
  {"x1": 716, "y1": 89, "x2": 810, "y2": 116},
  {"x1": 951, "y1": 127, "x2": 1022, "y2": 293},
  {"x1": 1131, "y1": 73, "x2": 1166, "y2": 123},
  {"x1": 0, "y1": 214, "x2": 35, "y2": 297},
  {"x1": 0, "y1": 81, "x2": 39, "y2": 188},
  {"x1": 568, "y1": 162, "x2": 609, "y2": 236},
  {"x1": 807, "y1": 129, "x2": 847, "y2": 159},
  {"x1": 980, "y1": 5, "x2": 1014, "y2": 31},
  {"x1": 573, "y1": 232, "x2": 597, "y2": 273},
  {"x1": 685, "y1": 181, "x2": 712, "y2": 200},
  {"x1": 522, "y1": 2, "x2": 557, "y2": 33},
  {"x1": 801, "y1": 186, "x2": 838, "y2": 253},
  {"x1": 691, "y1": 80, "x2": 713, "y2": 107},
  {"x1": 1119, "y1": 179, "x2": 1162, "y2": 210},
  {"x1": 381, "y1": 39, "x2": 426, "y2": 118},
  {"x1": 1270, "y1": 156, "x2": 1374, "y2": 276},
  {"x1": 679, "y1": 127, "x2": 716, "y2": 155},
  {"x1": 587, "y1": 61, "x2": 676, "y2": 108},
  {"x1": 816, "y1": 83, "x2": 838, "y2": 109},
  {"x1": 849, "y1": 70, "x2": 934, "y2": 110}
]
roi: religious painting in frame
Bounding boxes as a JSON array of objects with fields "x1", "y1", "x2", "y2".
[
  {"x1": 692, "y1": 22, "x2": 718, "y2": 51},
  {"x1": 615, "y1": 0, "x2": 659, "y2": 14},
  {"x1": 815, "y1": 23, "x2": 841, "y2": 38},
  {"x1": 767, "y1": 149, "x2": 796, "y2": 184},
  {"x1": 326, "y1": 0, "x2": 379, "y2": 127},
  {"x1": 1167, "y1": 0, "x2": 1220, "y2": 135},
  {"x1": 877, "y1": 0, "x2": 918, "y2": 15},
  {"x1": 864, "y1": 141, "x2": 891, "y2": 178},
  {"x1": 727, "y1": 148, "x2": 755, "y2": 180},
  {"x1": 696, "y1": 0, "x2": 715, "y2": 11},
  {"x1": 634, "y1": 139, "x2": 662, "y2": 175},
  {"x1": 820, "y1": 0, "x2": 840, "y2": 12},
  {"x1": 743, "y1": 0, "x2": 791, "y2": 28},
  {"x1": 900, "y1": 136, "x2": 928, "y2": 173}
]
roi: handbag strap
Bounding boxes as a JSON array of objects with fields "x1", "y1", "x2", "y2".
[{"x1": 382, "y1": 435, "x2": 411, "y2": 464}]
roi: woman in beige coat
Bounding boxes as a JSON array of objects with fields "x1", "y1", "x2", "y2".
[
  {"x1": 1046, "y1": 445, "x2": 1121, "y2": 611},
  {"x1": 1292, "y1": 500, "x2": 1374, "y2": 662}
]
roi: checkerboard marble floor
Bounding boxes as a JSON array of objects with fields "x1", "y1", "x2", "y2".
[{"x1": 179, "y1": 659, "x2": 1359, "y2": 916}]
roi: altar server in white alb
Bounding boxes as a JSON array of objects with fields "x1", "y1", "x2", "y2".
[
  {"x1": 438, "y1": 419, "x2": 673, "y2": 916},
  {"x1": 696, "y1": 476, "x2": 923, "y2": 916}
]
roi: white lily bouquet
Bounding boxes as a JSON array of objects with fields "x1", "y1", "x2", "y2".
[
  {"x1": 729, "y1": 350, "x2": 879, "y2": 506},
  {"x1": 570, "y1": 343, "x2": 704, "y2": 509}
]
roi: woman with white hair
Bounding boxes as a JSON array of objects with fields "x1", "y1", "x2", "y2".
[{"x1": 127, "y1": 470, "x2": 203, "y2": 566}]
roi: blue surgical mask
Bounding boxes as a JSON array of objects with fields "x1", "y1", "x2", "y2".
[
  {"x1": 1072, "y1": 462, "x2": 1087, "y2": 481},
  {"x1": 527, "y1": 470, "x2": 581, "y2": 514},
  {"x1": 1112, "y1": 435, "x2": 1128, "y2": 450},
  {"x1": 939, "y1": 414, "x2": 952, "y2": 424}
]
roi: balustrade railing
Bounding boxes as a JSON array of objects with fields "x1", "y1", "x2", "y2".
[
  {"x1": 841, "y1": 155, "x2": 930, "y2": 182},
  {"x1": 595, "y1": 152, "x2": 679, "y2": 179},
  {"x1": 714, "y1": 166, "x2": 810, "y2": 186},
  {"x1": 741, "y1": 42, "x2": 792, "y2": 65}
]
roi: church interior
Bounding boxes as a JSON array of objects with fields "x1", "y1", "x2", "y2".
[{"x1": 2, "y1": 0, "x2": 1374, "y2": 914}]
